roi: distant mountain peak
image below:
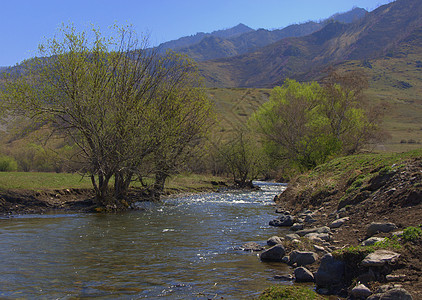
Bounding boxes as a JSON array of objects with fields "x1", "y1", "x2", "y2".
[{"x1": 157, "y1": 23, "x2": 253, "y2": 51}]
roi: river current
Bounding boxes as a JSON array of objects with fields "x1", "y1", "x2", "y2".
[{"x1": 0, "y1": 182, "x2": 290, "y2": 299}]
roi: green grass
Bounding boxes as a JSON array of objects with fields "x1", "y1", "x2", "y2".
[
  {"x1": 0, "y1": 171, "x2": 228, "y2": 193},
  {"x1": 310, "y1": 148, "x2": 422, "y2": 181},
  {"x1": 258, "y1": 285, "x2": 326, "y2": 300},
  {"x1": 0, "y1": 172, "x2": 93, "y2": 190}
]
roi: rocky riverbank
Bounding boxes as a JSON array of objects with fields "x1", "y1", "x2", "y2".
[{"x1": 247, "y1": 151, "x2": 422, "y2": 299}]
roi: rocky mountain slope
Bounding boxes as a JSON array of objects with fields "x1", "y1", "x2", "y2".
[
  {"x1": 158, "y1": 8, "x2": 367, "y2": 62},
  {"x1": 199, "y1": 0, "x2": 422, "y2": 87}
]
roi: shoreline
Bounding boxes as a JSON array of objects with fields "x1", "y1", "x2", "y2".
[{"x1": 257, "y1": 153, "x2": 422, "y2": 299}]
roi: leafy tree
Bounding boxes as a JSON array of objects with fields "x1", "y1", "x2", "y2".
[
  {"x1": 219, "y1": 127, "x2": 266, "y2": 187},
  {"x1": 1, "y1": 24, "x2": 213, "y2": 208},
  {"x1": 252, "y1": 71, "x2": 385, "y2": 170}
]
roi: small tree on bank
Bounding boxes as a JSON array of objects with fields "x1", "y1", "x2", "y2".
[{"x1": 2, "y1": 25, "x2": 213, "y2": 208}]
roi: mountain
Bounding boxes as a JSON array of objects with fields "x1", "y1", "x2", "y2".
[
  {"x1": 157, "y1": 23, "x2": 254, "y2": 52},
  {"x1": 323, "y1": 7, "x2": 367, "y2": 24},
  {"x1": 199, "y1": 0, "x2": 422, "y2": 87},
  {"x1": 164, "y1": 7, "x2": 367, "y2": 62}
]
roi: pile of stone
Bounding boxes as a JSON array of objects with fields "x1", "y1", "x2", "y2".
[{"x1": 239, "y1": 207, "x2": 414, "y2": 299}]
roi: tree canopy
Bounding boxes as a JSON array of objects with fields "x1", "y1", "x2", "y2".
[
  {"x1": 252, "y1": 71, "x2": 385, "y2": 171},
  {"x1": 1, "y1": 24, "x2": 213, "y2": 208}
]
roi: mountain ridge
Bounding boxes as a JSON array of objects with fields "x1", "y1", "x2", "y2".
[
  {"x1": 199, "y1": 0, "x2": 422, "y2": 87},
  {"x1": 158, "y1": 7, "x2": 367, "y2": 61}
]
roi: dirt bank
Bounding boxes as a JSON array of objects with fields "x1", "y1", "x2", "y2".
[{"x1": 272, "y1": 152, "x2": 422, "y2": 298}]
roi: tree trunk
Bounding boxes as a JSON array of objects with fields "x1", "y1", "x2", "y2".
[{"x1": 151, "y1": 171, "x2": 167, "y2": 201}]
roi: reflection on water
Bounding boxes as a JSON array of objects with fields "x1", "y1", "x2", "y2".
[{"x1": 0, "y1": 182, "x2": 290, "y2": 299}]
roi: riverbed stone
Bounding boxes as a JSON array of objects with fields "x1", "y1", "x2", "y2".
[
  {"x1": 351, "y1": 284, "x2": 372, "y2": 298},
  {"x1": 275, "y1": 208, "x2": 290, "y2": 214},
  {"x1": 315, "y1": 253, "x2": 345, "y2": 293},
  {"x1": 367, "y1": 222, "x2": 398, "y2": 237},
  {"x1": 313, "y1": 245, "x2": 328, "y2": 254},
  {"x1": 377, "y1": 288, "x2": 412, "y2": 300},
  {"x1": 240, "y1": 242, "x2": 264, "y2": 251},
  {"x1": 267, "y1": 236, "x2": 284, "y2": 246},
  {"x1": 361, "y1": 250, "x2": 400, "y2": 267},
  {"x1": 285, "y1": 233, "x2": 300, "y2": 241},
  {"x1": 304, "y1": 214, "x2": 317, "y2": 223},
  {"x1": 294, "y1": 267, "x2": 314, "y2": 282},
  {"x1": 269, "y1": 214, "x2": 294, "y2": 227},
  {"x1": 305, "y1": 232, "x2": 331, "y2": 242},
  {"x1": 296, "y1": 226, "x2": 331, "y2": 237},
  {"x1": 274, "y1": 274, "x2": 293, "y2": 281},
  {"x1": 289, "y1": 250, "x2": 318, "y2": 266},
  {"x1": 260, "y1": 244, "x2": 286, "y2": 262},
  {"x1": 329, "y1": 217, "x2": 349, "y2": 229},
  {"x1": 362, "y1": 237, "x2": 386, "y2": 246},
  {"x1": 290, "y1": 223, "x2": 304, "y2": 231}
]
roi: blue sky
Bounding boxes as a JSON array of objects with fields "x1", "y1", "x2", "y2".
[{"x1": 1, "y1": 0, "x2": 393, "y2": 66}]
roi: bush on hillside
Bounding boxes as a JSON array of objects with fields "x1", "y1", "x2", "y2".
[{"x1": 0, "y1": 155, "x2": 18, "y2": 172}]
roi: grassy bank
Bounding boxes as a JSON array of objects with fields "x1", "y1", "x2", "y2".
[
  {"x1": 0, "y1": 172, "x2": 228, "y2": 194},
  {"x1": 277, "y1": 148, "x2": 422, "y2": 211}
]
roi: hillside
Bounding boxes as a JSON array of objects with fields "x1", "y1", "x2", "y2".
[
  {"x1": 272, "y1": 149, "x2": 422, "y2": 299},
  {"x1": 199, "y1": 0, "x2": 422, "y2": 88}
]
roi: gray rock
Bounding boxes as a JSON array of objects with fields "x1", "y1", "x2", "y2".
[
  {"x1": 305, "y1": 232, "x2": 331, "y2": 242},
  {"x1": 367, "y1": 295, "x2": 382, "y2": 300},
  {"x1": 337, "y1": 207, "x2": 348, "y2": 218},
  {"x1": 386, "y1": 274, "x2": 406, "y2": 282},
  {"x1": 315, "y1": 253, "x2": 345, "y2": 292},
  {"x1": 240, "y1": 242, "x2": 264, "y2": 251},
  {"x1": 351, "y1": 284, "x2": 372, "y2": 298},
  {"x1": 362, "y1": 237, "x2": 386, "y2": 246},
  {"x1": 274, "y1": 274, "x2": 293, "y2": 281},
  {"x1": 289, "y1": 250, "x2": 318, "y2": 266},
  {"x1": 376, "y1": 285, "x2": 394, "y2": 294},
  {"x1": 290, "y1": 223, "x2": 304, "y2": 231},
  {"x1": 379, "y1": 288, "x2": 412, "y2": 300},
  {"x1": 282, "y1": 256, "x2": 290, "y2": 263},
  {"x1": 275, "y1": 208, "x2": 290, "y2": 214},
  {"x1": 361, "y1": 250, "x2": 400, "y2": 267},
  {"x1": 304, "y1": 215, "x2": 317, "y2": 223},
  {"x1": 296, "y1": 226, "x2": 331, "y2": 237},
  {"x1": 313, "y1": 245, "x2": 328, "y2": 254},
  {"x1": 260, "y1": 244, "x2": 286, "y2": 262},
  {"x1": 269, "y1": 214, "x2": 294, "y2": 227},
  {"x1": 294, "y1": 267, "x2": 314, "y2": 282},
  {"x1": 285, "y1": 233, "x2": 300, "y2": 241},
  {"x1": 329, "y1": 217, "x2": 349, "y2": 229},
  {"x1": 267, "y1": 236, "x2": 284, "y2": 246},
  {"x1": 391, "y1": 231, "x2": 404, "y2": 237},
  {"x1": 367, "y1": 222, "x2": 398, "y2": 237}
]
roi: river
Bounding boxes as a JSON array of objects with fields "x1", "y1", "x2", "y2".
[{"x1": 0, "y1": 182, "x2": 291, "y2": 299}]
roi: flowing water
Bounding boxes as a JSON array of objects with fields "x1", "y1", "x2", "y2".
[{"x1": 0, "y1": 182, "x2": 291, "y2": 299}]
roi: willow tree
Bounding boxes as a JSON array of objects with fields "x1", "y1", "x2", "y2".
[
  {"x1": 2, "y1": 24, "x2": 213, "y2": 209},
  {"x1": 252, "y1": 72, "x2": 385, "y2": 170}
]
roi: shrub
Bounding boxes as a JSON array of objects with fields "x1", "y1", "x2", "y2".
[
  {"x1": 259, "y1": 285, "x2": 326, "y2": 300},
  {"x1": 403, "y1": 226, "x2": 422, "y2": 242},
  {"x1": 0, "y1": 155, "x2": 18, "y2": 172}
]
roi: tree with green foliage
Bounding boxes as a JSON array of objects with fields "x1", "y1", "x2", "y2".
[
  {"x1": 252, "y1": 70, "x2": 385, "y2": 171},
  {"x1": 1, "y1": 24, "x2": 213, "y2": 208}
]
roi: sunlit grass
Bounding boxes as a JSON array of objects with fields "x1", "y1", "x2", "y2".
[{"x1": 0, "y1": 171, "x2": 228, "y2": 193}]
